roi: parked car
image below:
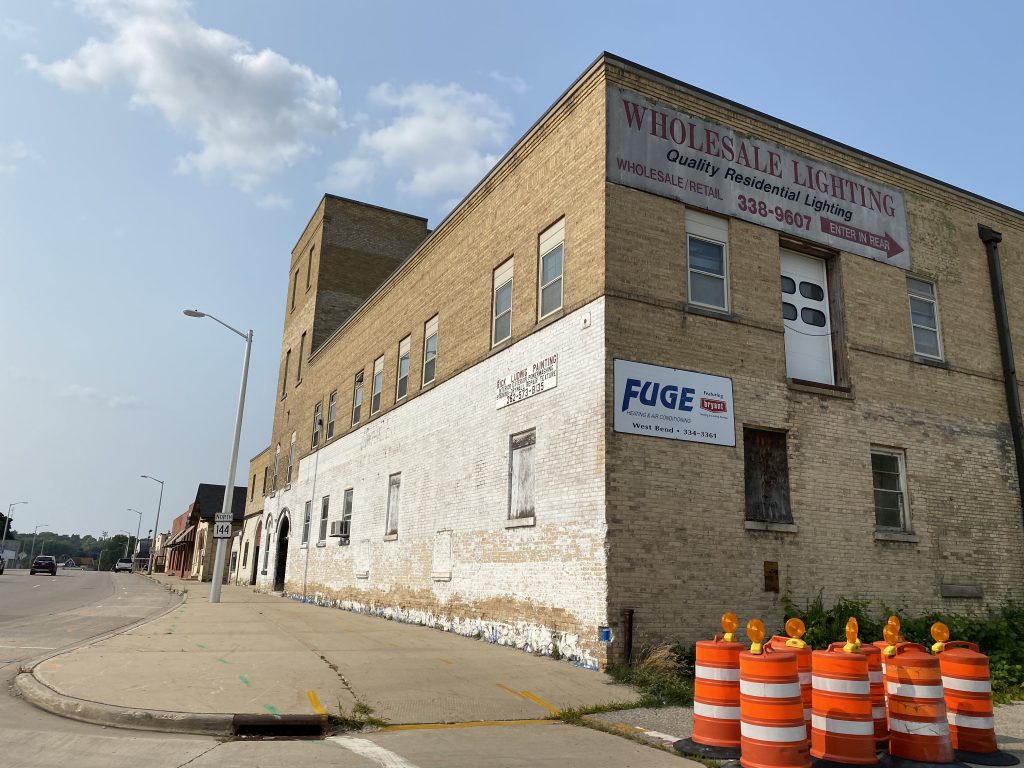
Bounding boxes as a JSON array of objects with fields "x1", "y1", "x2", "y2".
[
  {"x1": 30, "y1": 555, "x2": 57, "y2": 575},
  {"x1": 113, "y1": 558, "x2": 133, "y2": 573}
]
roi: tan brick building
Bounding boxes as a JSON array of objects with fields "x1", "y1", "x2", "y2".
[{"x1": 243, "y1": 53, "x2": 1024, "y2": 668}]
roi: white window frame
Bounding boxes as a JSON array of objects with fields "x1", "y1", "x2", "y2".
[
  {"x1": 318, "y1": 495, "x2": 329, "y2": 542},
  {"x1": 538, "y1": 218, "x2": 565, "y2": 320},
  {"x1": 287, "y1": 433, "x2": 295, "y2": 484},
  {"x1": 311, "y1": 402, "x2": 322, "y2": 448},
  {"x1": 352, "y1": 372, "x2": 363, "y2": 425},
  {"x1": 871, "y1": 446, "x2": 911, "y2": 533},
  {"x1": 301, "y1": 500, "x2": 311, "y2": 545},
  {"x1": 423, "y1": 315, "x2": 438, "y2": 386},
  {"x1": 371, "y1": 356, "x2": 384, "y2": 415},
  {"x1": 508, "y1": 429, "x2": 536, "y2": 521},
  {"x1": 326, "y1": 390, "x2": 337, "y2": 440},
  {"x1": 340, "y1": 488, "x2": 353, "y2": 541},
  {"x1": 272, "y1": 444, "x2": 280, "y2": 492},
  {"x1": 396, "y1": 336, "x2": 411, "y2": 401},
  {"x1": 686, "y1": 210, "x2": 730, "y2": 312},
  {"x1": 492, "y1": 259, "x2": 514, "y2": 347},
  {"x1": 385, "y1": 473, "x2": 401, "y2": 537},
  {"x1": 907, "y1": 277, "x2": 944, "y2": 360}
]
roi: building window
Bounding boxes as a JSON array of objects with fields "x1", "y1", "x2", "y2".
[
  {"x1": 907, "y1": 277, "x2": 943, "y2": 359},
  {"x1": 272, "y1": 445, "x2": 280, "y2": 492},
  {"x1": 287, "y1": 433, "x2": 295, "y2": 484},
  {"x1": 318, "y1": 496, "x2": 329, "y2": 542},
  {"x1": 538, "y1": 218, "x2": 565, "y2": 319},
  {"x1": 686, "y1": 210, "x2": 729, "y2": 311},
  {"x1": 872, "y1": 447, "x2": 910, "y2": 531},
  {"x1": 326, "y1": 390, "x2": 337, "y2": 440},
  {"x1": 250, "y1": 473, "x2": 255, "y2": 501},
  {"x1": 291, "y1": 268, "x2": 299, "y2": 311},
  {"x1": 509, "y1": 429, "x2": 536, "y2": 520},
  {"x1": 396, "y1": 336, "x2": 411, "y2": 401},
  {"x1": 743, "y1": 428, "x2": 793, "y2": 524},
  {"x1": 262, "y1": 466, "x2": 269, "y2": 496},
  {"x1": 302, "y1": 500, "x2": 311, "y2": 545},
  {"x1": 281, "y1": 349, "x2": 290, "y2": 400},
  {"x1": 242, "y1": 542, "x2": 249, "y2": 568},
  {"x1": 297, "y1": 332, "x2": 306, "y2": 384},
  {"x1": 352, "y1": 372, "x2": 364, "y2": 425},
  {"x1": 340, "y1": 489, "x2": 353, "y2": 541},
  {"x1": 311, "y1": 402, "x2": 322, "y2": 448},
  {"x1": 493, "y1": 259, "x2": 514, "y2": 346},
  {"x1": 423, "y1": 315, "x2": 438, "y2": 385},
  {"x1": 385, "y1": 473, "x2": 401, "y2": 536},
  {"x1": 306, "y1": 246, "x2": 313, "y2": 291},
  {"x1": 371, "y1": 356, "x2": 384, "y2": 415}
]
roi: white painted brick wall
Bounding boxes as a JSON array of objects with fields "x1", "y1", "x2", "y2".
[{"x1": 260, "y1": 299, "x2": 608, "y2": 667}]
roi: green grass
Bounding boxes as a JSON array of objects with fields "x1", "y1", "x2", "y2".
[
  {"x1": 606, "y1": 663, "x2": 694, "y2": 707},
  {"x1": 328, "y1": 701, "x2": 388, "y2": 731}
]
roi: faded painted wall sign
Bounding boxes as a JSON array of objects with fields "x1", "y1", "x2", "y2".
[
  {"x1": 614, "y1": 359, "x2": 735, "y2": 446},
  {"x1": 607, "y1": 86, "x2": 912, "y2": 269},
  {"x1": 496, "y1": 353, "x2": 558, "y2": 409}
]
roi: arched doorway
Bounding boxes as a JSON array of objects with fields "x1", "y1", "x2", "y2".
[
  {"x1": 273, "y1": 514, "x2": 289, "y2": 592},
  {"x1": 250, "y1": 520, "x2": 261, "y2": 585}
]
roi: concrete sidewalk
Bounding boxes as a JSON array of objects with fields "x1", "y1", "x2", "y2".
[{"x1": 19, "y1": 573, "x2": 638, "y2": 733}]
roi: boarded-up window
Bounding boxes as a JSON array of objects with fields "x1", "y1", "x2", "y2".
[
  {"x1": 744, "y1": 428, "x2": 792, "y2": 523},
  {"x1": 509, "y1": 429, "x2": 536, "y2": 520},
  {"x1": 385, "y1": 473, "x2": 401, "y2": 536}
]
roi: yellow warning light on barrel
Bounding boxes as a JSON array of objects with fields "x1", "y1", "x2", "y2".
[
  {"x1": 747, "y1": 618, "x2": 766, "y2": 655},
  {"x1": 786, "y1": 617, "x2": 806, "y2": 639},
  {"x1": 882, "y1": 621, "x2": 899, "y2": 656},
  {"x1": 931, "y1": 621, "x2": 950, "y2": 653},
  {"x1": 721, "y1": 611, "x2": 738, "y2": 642},
  {"x1": 888, "y1": 614, "x2": 901, "y2": 633},
  {"x1": 843, "y1": 617, "x2": 860, "y2": 653}
]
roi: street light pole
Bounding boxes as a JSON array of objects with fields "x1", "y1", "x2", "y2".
[
  {"x1": 118, "y1": 530, "x2": 132, "y2": 558},
  {"x1": 30, "y1": 523, "x2": 48, "y2": 562},
  {"x1": 2, "y1": 501, "x2": 27, "y2": 568},
  {"x1": 128, "y1": 508, "x2": 142, "y2": 564},
  {"x1": 183, "y1": 308, "x2": 253, "y2": 604},
  {"x1": 141, "y1": 475, "x2": 164, "y2": 573}
]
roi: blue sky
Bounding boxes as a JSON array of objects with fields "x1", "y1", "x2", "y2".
[{"x1": 2, "y1": 0, "x2": 1022, "y2": 540}]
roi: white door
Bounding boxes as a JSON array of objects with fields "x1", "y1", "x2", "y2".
[{"x1": 780, "y1": 250, "x2": 833, "y2": 385}]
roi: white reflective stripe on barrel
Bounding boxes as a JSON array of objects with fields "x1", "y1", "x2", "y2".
[
  {"x1": 740, "y1": 680, "x2": 801, "y2": 698},
  {"x1": 696, "y1": 664, "x2": 740, "y2": 682},
  {"x1": 741, "y1": 722, "x2": 809, "y2": 742},
  {"x1": 869, "y1": 671, "x2": 883, "y2": 683},
  {"x1": 799, "y1": 671, "x2": 812, "y2": 685},
  {"x1": 886, "y1": 681, "x2": 944, "y2": 699},
  {"x1": 812, "y1": 675, "x2": 870, "y2": 695},
  {"x1": 811, "y1": 714, "x2": 876, "y2": 736},
  {"x1": 942, "y1": 675, "x2": 992, "y2": 693},
  {"x1": 889, "y1": 717, "x2": 950, "y2": 737},
  {"x1": 693, "y1": 701, "x2": 741, "y2": 720},
  {"x1": 872, "y1": 706, "x2": 886, "y2": 719},
  {"x1": 947, "y1": 712, "x2": 995, "y2": 730}
]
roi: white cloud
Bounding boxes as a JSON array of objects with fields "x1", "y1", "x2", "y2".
[
  {"x1": 0, "y1": 17, "x2": 36, "y2": 42},
  {"x1": 58, "y1": 383, "x2": 144, "y2": 410},
  {"x1": 327, "y1": 82, "x2": 512, "y2": 202},
  {"x1": 488, "y1": 70, "x2": 527, "y2": 94},
  {"x1": 25, "y1": 0, "x2": 341, "y2": 191},
  {"x1": 0, "y1": 141, "x2": 41, "y2": 175},
  {"x1": 255, "y1": 193, "x2": 290, "y2": 210}
]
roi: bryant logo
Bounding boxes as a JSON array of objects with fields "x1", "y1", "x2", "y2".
[{"x1": 700, "y1": 397, "x2": 727, "y2": 413}]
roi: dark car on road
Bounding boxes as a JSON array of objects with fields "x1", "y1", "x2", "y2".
[{"x1": 30, "y1": 555, "x2": 57, "y2": 575}]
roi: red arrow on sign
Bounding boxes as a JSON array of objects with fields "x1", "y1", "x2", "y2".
[{"x1": 820, "y1": 217, "x2": 905, "y2": 259}]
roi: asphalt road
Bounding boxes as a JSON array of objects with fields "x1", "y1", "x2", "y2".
[{"x1": 0, "y1": 570, "x2": 691, "y2": 767}]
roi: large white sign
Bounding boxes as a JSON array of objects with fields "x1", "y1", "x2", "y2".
[
  {"x1": 607, "y1": 86, "x2": 912, "y2": 269},
  {"x1": 613, "y1": 359, "x2": 735, "y2": 446},
  {"x1": 496, "y1": 353, "x2": 558, "y2": 410}
]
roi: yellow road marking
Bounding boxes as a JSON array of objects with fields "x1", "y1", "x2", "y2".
[
  {"x1": 381, "y1": 719, "x2": 553, "y2": 731},
  {"x1": 436, "y1": 657, "x2": 453, "y2": 665},
  {"x1": 519, "y1": 690, "x2": 560, "y2": 715},
  {"x1": 306, "y1": 689, "x2": 326, "y2": 716},
  {"x1": 496, "y1": 683, "x2": 525, "y2": 700}
]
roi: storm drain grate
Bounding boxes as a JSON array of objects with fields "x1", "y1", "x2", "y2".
[{"x1": 232, "y1": 713, "x2": 327, "y2": 739}]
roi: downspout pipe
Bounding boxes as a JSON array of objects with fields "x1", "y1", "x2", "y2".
[{"x1": 979, "y1": 224, "x2": 1024, "y2": 522}]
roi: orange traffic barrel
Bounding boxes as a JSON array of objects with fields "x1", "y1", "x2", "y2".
[
  {"x1": 938, "y1": 642, "x2": 1020, "y2": 766},
  {"x1": 739, "y1": 649, "x2": 810, "y2": 768},
  {"x1": 676, "y1": 638, "x2": 743, "y2": 759},
  {"x1": 769, "y1": 635, "x2": 813, "y2": 737},
  {"x1": 811, "y1": 646, "x2": 877, "y2": 765},
  {"x1": 861, "y1": 644, "x2": 888, "y2": 748},
  {"x1": 887, "y1": 648, "x2": 956, "y2": 764}
]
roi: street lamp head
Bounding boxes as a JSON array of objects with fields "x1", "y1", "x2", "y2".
[{"x1": 183, "y1": 309, "x2": 205, "y2": 318}]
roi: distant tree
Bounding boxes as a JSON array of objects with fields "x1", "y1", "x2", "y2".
[{"x1": 0, "y1": 510, "x2": 17, "y2": 540}]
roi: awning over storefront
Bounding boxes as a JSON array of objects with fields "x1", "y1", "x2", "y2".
[{"x1": 165, "y1": 525, "x2": 195, "y2": 548}]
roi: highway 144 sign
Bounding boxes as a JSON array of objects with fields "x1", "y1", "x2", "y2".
[{"x1": 213, "y1": 521, "x2": 232, "y2": 538}]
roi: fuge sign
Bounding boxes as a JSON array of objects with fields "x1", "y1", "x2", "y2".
[
  {"x1": 613, "y1": 359, "x2": 735, "y2": 446},
  {"x1": 607, "y1": 86, "x2": 911, "y2": 269}
]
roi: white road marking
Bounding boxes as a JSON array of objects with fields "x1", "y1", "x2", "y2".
[
  {"x1": 32, "y1": 585, "x2": 40, "y2": 588},
  {"x1": 327, "y1": 736, "x2": 421, "y2": 768},
  {"x1": 0, "y1": 645, "x2": 56, "y2": 649}
]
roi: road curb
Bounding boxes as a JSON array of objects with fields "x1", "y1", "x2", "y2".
[{"x1": 14, "y1": 672, "x2": 234, "y2": 736}]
